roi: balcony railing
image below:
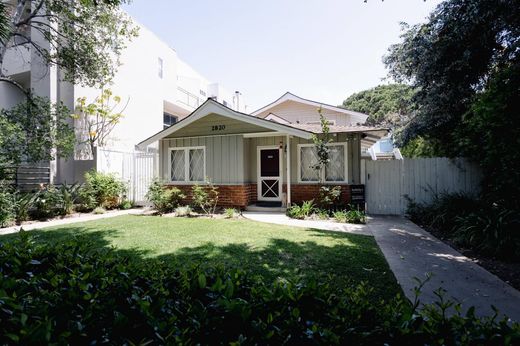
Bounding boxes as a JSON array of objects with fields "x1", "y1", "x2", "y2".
[{"x1": 177, "y1": 87, "x2": 202, "y2": 109}]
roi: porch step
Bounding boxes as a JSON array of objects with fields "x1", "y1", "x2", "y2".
[{"x1": 245, "y1": 204, "x2": 286, "y2": 213}]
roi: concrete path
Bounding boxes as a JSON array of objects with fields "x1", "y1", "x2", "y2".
[
  {"x1": 242, "y1": 211, "x2": 372, "y2": 236},
  {"x1": 243, "y1": 211, "x2": 520, "y2": 322},
  {"x1": 368, "y1": 216, "x2": 520, "y2": 322},
  {"x1": 0, "y1": 208, "x2": 144, "y2": 236}
]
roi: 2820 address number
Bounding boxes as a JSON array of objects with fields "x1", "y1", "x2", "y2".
[{"x1": 211, "y1": 125, "x2": 226, "y2": 131}]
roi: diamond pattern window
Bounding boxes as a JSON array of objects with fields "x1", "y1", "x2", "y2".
[
  {"x1": 170, "y1": 147, "x2": 205, "y2": 182},
  {"x1": 325, "y1": 145, "x2": 345, "y2": 181},
  {"x1": 300, "y1": 146, "x2": 320, "y2": 182}
]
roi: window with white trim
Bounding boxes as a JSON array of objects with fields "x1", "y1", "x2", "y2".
[
  {"x1": 170, "y1": 147, "x2": 205, "y2": 182},
  {"x1": 298, "y1": 143, "x2": 347, "y2": 182}
]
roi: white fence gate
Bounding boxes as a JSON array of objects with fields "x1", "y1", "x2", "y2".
[
  {"x1": 96, "y1": 147, "x2": 158, "y2": 205},
  {"x1": 364, "y1": 158, "x2": 482, "y2": 215}
]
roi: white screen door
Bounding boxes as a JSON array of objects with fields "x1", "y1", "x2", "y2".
[{"x1": 257, "y1": 147, "x2": 282, "y2": 201}]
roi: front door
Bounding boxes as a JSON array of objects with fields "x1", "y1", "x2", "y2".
[{"x1": 258, "y1": 147, "x2": 282, "y2": 201}]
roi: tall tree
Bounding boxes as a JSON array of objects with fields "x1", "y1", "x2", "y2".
[
  {"x1": 342, "y1": 84, "x2": 415, "y2": 126},
  {"x1": 0, "y1": 0, "x2": 137, "y2": 165},
  {"x1": 384, "y1": 0, "x2": 520, "y2": 207},
  {"x1": 0, "y1": 0, "x2": 138, "y2": 94}
]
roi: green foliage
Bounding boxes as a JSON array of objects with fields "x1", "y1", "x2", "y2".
[
  {"x1": 224, "y1": 208, "x2": 238, "y2": 219},
  {"x1": 406, "y1": 193, "x2": 520, "y2": 260},
  {"x1": 174, "y1": 205, "x2": 192, "y2": 217},
  {"x1": 399, "y1": 136, "x2": 439, "y2": 158},
  {"x1": 33, "y1": 185, "x2": 66, "y2": 219},
  {"x1": 0, "y1": 0, "x2": 138, "y2": 93},
  {"x1": 0, "y1": 97, "x2": 75, "y2": 166},
  {"x1": 74, "y1": 89, "x2": 126, "y2": 158},
  {"x1": 80, "y1": 170, "x2": 126, "y2": 210},
  {"x1": 0, "y1": 185, "x2": 15, "y2": 227},
  {"x1": 333, "y1": 207, "x2": 366, "y2": 224},
  {"x1": 342, "y1": 84, "x2": 416, "y2": 127},
  {"x1": 311, "y1": 107, "x2": 332, "y2": 181},
  {"x1": 119, "y1": 200, "x2": 133, "y2": 210},
  {"x1": 0, "y1": 235, "x2": 518, "y2": 344},
  {"x1": 58, "y1": 182, "x2": 82, "y2": 215},
  {"x1": 286, "y1": 200, "x2": 315, "y2": 219},
  {"x1": 318, "y1": 185, "x2": 342, "y2": 209},
  {"x1": 384, "y1": 0, "x2": 520, "y2": 207},
  {"x1": 13, "y1": 190, "x2": 40, "y2": 223},
  {"x1": 192, "y1": 180, "x2": 219, "y2": 215},
  {"x1": 145, "y1": 179, "x2": 185, "y2": 214}
]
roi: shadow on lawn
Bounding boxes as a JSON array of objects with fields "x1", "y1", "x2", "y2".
[{"x1": 0, "y1": 225, "x2": 399, "y2": 299}]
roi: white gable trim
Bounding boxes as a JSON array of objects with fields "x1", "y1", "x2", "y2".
[
  {"x1": 252, "y1": 92, "x2": 369, "y2": 123},
  {"x1": 138, "y1": 99, "x2": 312, "y2": 148}
]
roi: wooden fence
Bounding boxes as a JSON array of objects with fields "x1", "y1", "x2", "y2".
[
  {"x1": 0, "y1": 164, "x2": 50, "y2": 191},
  {"x1": 363, "y1": 158, "x2": 482, "y2": 215}
]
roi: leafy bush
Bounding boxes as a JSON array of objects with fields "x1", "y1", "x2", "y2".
[
  {"x1": 192, "y1": 181, "x2": 219, "y2": 215},
  {"x1": 224, "y1": 208, "x2": 238, "y2": 218},
  {"x1": 119, "y1": 200, "x2": 133, "y2": 210},
  {"x1": 454, "y1": 207, "x2": 520, "y2": 259},
  {"x1": 333, "y1": 207, "x2": 366, "y2": 224},
  {"x1": 0, "y1": 186, "x2": 15, "y2": 227},
  {"x1": 286, "y1": 200, "x2": 315, "y2": 219},
  {"x1": 80, "y1": 170, "x2": 126, "y2": 210},
  {"x1": 0, "y1": 235, "x2": 519, "y2": 345},
  {"x1": 58, "y1": 182, "x2": 82, "y2": 215},
  {"x1": 318, "y1": 185, "x2": 342, "y2": 209},
  {"x1": 33, "y1": 185, "x2": 65, "y2": 219},
  {"x1": 145, "y1": 179, "x2": 185, "y2": 214},
  {"x1": 174, "y1": 205, "x2": 192, "y2": 217},
  {"x1": 314, "y1": 208, "x2": 330, "y2": 220},
  {"x1": 406, "y1": 193, "x2": 520, "y2": 260},
  {"x1": 13, "y1": 191, "x2": 39, "y2": 223}
]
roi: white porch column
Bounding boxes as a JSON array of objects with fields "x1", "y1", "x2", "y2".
[{"x1": 286, "y1": 134, "x2": 291, "y2": 206}]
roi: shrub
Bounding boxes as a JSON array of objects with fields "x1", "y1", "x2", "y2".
[
  {"x1": 174, "y1": 205, "x2": 192, "y2": 217},
  {"x1": 0, "y1": 186, "x2": 15, "y2": 227},
  {"x1": 12, "y1": 190, "x2": 39, "y2": 224},
  {"x1": 406, "y1": 193, "x2": 520, "y2": 260},
  {"x1": 0, "y1": 235, "x2": 518, "y2": 345},
  {"x1": 454, "y1": 207, "x2": 520, "y2": 259},
  {"x1": 192, "y1": 180, "x2": 219, "y2": 215},
  {"x1": 314, "y1": 208, "x2": 330, "y2": 220},
  {"x1": 145, "y1": 179, "x2": 185, "y2": 214},
  {"x1": 33, "y1": 185, "x2": 65, "y2": 219},
  {"x1": 80, "y1": 171, "x2": 126, "y2": 210},
  {"x1": 224, "y1": 208, "x2": 238, "y2": 219},
  {"x1": 119, "y1": 200, "x2": 133, "y2": 210},
  {"x1": 58, "y1": 182, "x2": 82, "y2": 215},
  {"x1": 318, "y1": 185, "x2": 342, "y2": 209},
  {"x1": 286, "y1": 200, "x2": 315, "y2": 219},
  {"x1": 333, "y1": 207, "x2": 366, "y2": 224}
]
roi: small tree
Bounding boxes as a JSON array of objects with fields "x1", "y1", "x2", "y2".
[
  {"x1": 311, "y1": 107, "x2": 332, "y2": 183},
  {"x1": 74, "y1": 89, "x2": 128, "y2": 158},
  {"x1": 192, "y1": 179, "x2": 219, "y2": 216}
]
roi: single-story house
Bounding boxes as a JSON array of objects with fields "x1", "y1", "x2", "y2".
[{"x1": 138, "y1": 93, "x2": 387, "y2": 209}]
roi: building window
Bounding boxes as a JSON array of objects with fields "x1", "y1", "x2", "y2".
[
  {"x1": 169, "y1": 147, "x2": 205, "y2": 183},
  {"x1": 163, "y1": 113, "x2": 178, "y2": 129},
  {"x1": 297, "y1": 143, "x2": 347, "y2": 183},
  {"x1": 158, "y1": 57, "x2": 163, "y2": 78}
]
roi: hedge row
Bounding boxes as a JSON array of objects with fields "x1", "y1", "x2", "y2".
[{"x1": 0, "y1": 233, "x2": 519, "y2": 345}]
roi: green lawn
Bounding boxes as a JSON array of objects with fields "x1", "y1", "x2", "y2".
[{"x1": 4, "y1": 215, "x2": 400, "y2": 299}]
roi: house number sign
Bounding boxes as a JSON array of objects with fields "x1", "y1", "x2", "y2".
[{"x1": 211, "y1": 125, "x2": 226, "y2": 131}]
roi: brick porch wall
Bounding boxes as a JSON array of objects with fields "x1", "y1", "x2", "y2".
[
  {"x1": 166, "y1": 183, "x2": 354, "y2": 208},
  {"x1": 283, "y1": 184, "x2": 352, "y2": 205}
]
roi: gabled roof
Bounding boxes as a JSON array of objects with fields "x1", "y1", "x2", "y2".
[
  {"x1": 264, "y1": 113, "x2": 291, "y2": 124},
  {"x1": 137, "y1": 98, "x2": 313, "y2": 148},
  {"x1": 251, "y1": 92, "x2": 369, "y2": 123}
]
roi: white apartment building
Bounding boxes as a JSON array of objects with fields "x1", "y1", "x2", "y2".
[{"x1": 0, "y1": 16, "x2": 246, "y2": 184}]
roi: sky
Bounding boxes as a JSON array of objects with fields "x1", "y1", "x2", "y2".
[{"x1": 123, "y1": 0, "x2": 443, "y2": 111}]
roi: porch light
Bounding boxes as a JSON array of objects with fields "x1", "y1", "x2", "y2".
[{"x1": 279, "y1": 141, "x2": 283, "y2": 149}]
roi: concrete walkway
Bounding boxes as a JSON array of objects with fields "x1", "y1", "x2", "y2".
[
  {"x1": 242, "y1": 211, "x2": 371, "y2": 235},
  {"x1": 0, "y1": 208, "x2": 144, "y2": 236},
  {"x1": 243, "y1": 212, "x2": 520, "y2": 322}
]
